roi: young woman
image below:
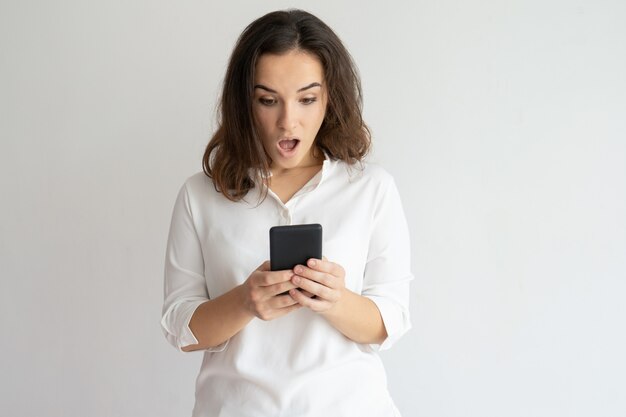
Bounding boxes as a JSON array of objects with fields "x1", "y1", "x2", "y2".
[{"x1": 161, "y1": 9, "x2": 413, "y2": 416}]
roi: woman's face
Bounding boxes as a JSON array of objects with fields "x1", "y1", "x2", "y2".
[{"x1": 253, "y1": 50, "x2": 328, "y2": 172}]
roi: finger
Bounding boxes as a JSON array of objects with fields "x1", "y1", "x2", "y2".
[
  {"x1": 306, "y1": 258, "x2": 342, "y2": 276},
  {"x1": 257, "y1": 260, "x2": 271, "y2": 271},
  {"x1": 290, "y1": 288, "x2": 327, "y2": 310},
  {"x1": 257, "y1": 260, "x2": 297, "y2": 273},
  {"x1": 269, "y1": 293, "x2": 300, "y2": 308},
  {"x1": 292, "y1": 275, "x2": 334, "y2": 300},
  {"x1": 293, "y1": 265, "x2": 334, "y2": 288},
  {"x1": 275, "y1": 303, "x2": 302, "y2": 317},
  {"x1": 259, "y1": 302, "x2": 302, "y2": 321},
  {"x1": 269, "y1": 280, "x2": 300, "y2": 296},
  {"x1": 254, "y1": 270, "x2": 294, "y2": 287},
  {"x1": 300, "y1": 289, "x2": 316, "y2": 298}
]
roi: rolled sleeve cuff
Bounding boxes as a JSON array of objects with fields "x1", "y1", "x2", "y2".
[
  {"x1": 365, "y1": 295, "x2": 412, "y2": 351},
  {"x1": 161, "y1": 299, "x2": 229, "y2": 353}
]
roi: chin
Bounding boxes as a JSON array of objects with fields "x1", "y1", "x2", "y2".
[{"x1": 273, "y1": 158, "x2": 303, "y2": 170}]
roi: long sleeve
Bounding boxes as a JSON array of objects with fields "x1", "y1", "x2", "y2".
[
  {"x1": 160, "y1": 182, "x2": 226, "y2": 353},
  {"x1": 159, "y1": 164, "x2": 411, "y2": 416},
  {"x1": 362, "y1": 176, "x2": 413, "y2": 351}
]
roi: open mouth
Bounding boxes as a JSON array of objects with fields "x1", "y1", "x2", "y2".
[
  {"x1": 277, "y1": 138, "x2": 300, "y2": 156},
  {"x1": 278, "y1": 138, "x2": 299, "y2": 150}
]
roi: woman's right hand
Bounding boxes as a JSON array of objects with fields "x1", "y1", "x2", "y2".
[{"x1": 240, "y1": 261, "x2": 307, "y2": 321}]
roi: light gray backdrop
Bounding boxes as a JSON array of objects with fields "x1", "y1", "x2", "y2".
[{"x1": 1, "y1": 0, "x2": 625, "y2": 416}]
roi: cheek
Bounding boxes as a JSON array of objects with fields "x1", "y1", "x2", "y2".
[
  {"x1": 315, "y1": 100, "x2": 328, "y2": 124},
  {"x1": 313, "y1": 107, "x2": 326, "y2": 129},
  {"x1": 253, "y1": 110, "x2": 273, "y2": 134},
  {"x1": 253, "y1": 112, "x2": 276, "y2": 152},
  {"x1": 302, "y1": 106, "x2": 324, "y2": 127}
]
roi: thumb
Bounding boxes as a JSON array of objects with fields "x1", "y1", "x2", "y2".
[{"x1": 258, "y1": 260, "x2": 271, "y2": 272}]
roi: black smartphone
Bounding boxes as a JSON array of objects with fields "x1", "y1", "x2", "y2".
[{"x1": 270, "y1": 224, "x2": 323, "y2": 271}]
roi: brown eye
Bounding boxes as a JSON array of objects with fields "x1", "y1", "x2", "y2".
[
  {"x1": 259, "y1": 97, "x2": 276, "y2": 106},
  {"x1": 301, "y1": 97, "x2": 317, "y2": 105}
]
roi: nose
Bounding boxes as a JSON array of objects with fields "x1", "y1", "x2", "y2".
[{"x1": 277, "y1": 102, "x2": 298, "y2": 131}]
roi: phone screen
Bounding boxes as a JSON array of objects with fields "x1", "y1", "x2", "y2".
[{"x1": 269, "y1": 224, "x2": 323, "y2": 271}]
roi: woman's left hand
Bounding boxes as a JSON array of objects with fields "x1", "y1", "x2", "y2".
[{"x1": 289, "y1": 257, "x2": 346, "y2": 313}]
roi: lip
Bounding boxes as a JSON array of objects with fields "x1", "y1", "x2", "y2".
[{"x1": 276, "y1": 137, "x2": 300, "y2": 159}]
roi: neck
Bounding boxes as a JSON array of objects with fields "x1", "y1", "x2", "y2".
[{"x1": 270, "y1": 148, "x2": 325, "y2": 177}]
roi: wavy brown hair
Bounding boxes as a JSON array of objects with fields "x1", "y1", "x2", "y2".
[{"x1": 203, "y1": 9, "x2": 371, "y2": 201}]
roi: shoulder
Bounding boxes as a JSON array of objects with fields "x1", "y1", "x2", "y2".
[
  {"x1": 359, "y1": 161, "x2": 394, "y2": 183},
  {"x1": 174, "y1": 172, "x2": 220, "y2": 208},
  {"x1": 333, "y1": 159, "x2": 396, "y2": 188},
  {"x1": 181, "y1": 171, "x2": 213, "y2": 195},
  {"x1": 323, "y1": 160, "x2": 399, "y2": 208},
  {"x1": 178, "y1": 171, "x2": 256, "y2": 209}
]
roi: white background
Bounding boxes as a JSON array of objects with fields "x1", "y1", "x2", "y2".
[{"x1": 1, "y1": 1, "x2": 625, "y2": 416}]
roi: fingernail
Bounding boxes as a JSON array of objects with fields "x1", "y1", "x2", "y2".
[
  {"x1": 308, "y1": 259, "x2": 316, "y2": 267},
  {"x1": 295, "y1": 265, "x2": 303, "y2": 273}
]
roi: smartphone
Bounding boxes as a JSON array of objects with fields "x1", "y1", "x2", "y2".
[{"x1": 270, "y1": 223, "x2": 323, "y2": 271}]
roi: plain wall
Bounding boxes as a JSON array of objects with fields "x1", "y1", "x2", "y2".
[{"x1": 1, "y1": 0, "x2": 625, "y2": 416}]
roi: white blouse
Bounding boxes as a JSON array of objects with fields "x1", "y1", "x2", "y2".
[{"x1": 161, "y1": 156, "x2": 413, "y2": 417}]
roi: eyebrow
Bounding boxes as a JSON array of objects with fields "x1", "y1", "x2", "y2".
[{"x1": 254, "y1": 82, "x2": 322, "y2": 94}]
